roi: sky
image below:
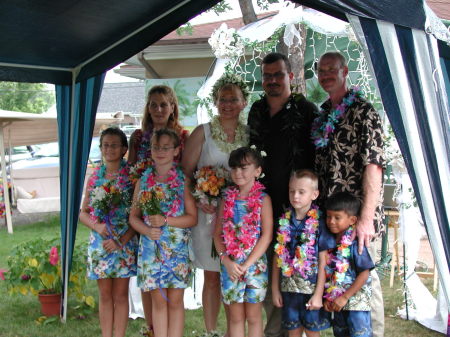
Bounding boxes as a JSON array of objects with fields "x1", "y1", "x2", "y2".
[{"x1": 104, "y1": 0, "x2": 284, "y2": 83}]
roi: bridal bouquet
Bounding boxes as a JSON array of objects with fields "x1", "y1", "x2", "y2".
[{"x1": 192, "y1": 165, "x2": 229, "y2": 206}]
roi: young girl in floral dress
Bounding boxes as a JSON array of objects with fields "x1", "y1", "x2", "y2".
[
  {"x1": 213, "y1": 147, "x2": 273, "y2": 337},
  {"x1": 79, "y1": 127, "x2": 138, "y2": 337},
  {"x1": 129, "y1": 128, "x2": 197, "y2": 337}
]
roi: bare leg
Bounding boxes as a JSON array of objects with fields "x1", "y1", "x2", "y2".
[
  {"x1": 98, "y1": 279, "x2": 114, "y2": 337},
  {"x1": 305, "y1": 329, "x2": 319, "y2": 337},
  {"x1": 167, "y1": 289, "x2": 185, "y2": 337},
  {"x1": 229, "y1": 303, "x2": 245, "y2": 337},
  {"x1": 245, "y1": 302, "x2": 263, "y2": 337},
  {"x1": 288, "y1": 327, "x2": 303, "y2": 337},
  {"x1": 141, "y1": 290, "x2": 153, "y2": 332},
  {"x1": 203, "y1": 270, "x2": 221, "y2": 332},
  {"x1": 150, "y1": 289, "x2": 168, "y2": 337},
  {"x1": 111, "y1": 278, "x2": 130, "y2": 337}
]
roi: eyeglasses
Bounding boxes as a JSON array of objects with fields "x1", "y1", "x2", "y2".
[
  {"x1": 262, "y1": 72, "x2": 286, "y2": 81},
  {"x1": 100, "y1": 144, "x2": 122, "y2": 149},
  {"x1": 316, "y1": 67, "x2": 342, "y2": 75},
  {"x1": 218, "y1": 98, "x2": 241, "y2": 105},
  {"x1": 151, "y1": 146, "x2": 175, "y2": 152}
]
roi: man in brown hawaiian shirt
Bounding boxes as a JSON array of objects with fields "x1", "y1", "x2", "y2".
[{"x1": 315, "y1": 51, "x2": 385, "y2": 337}]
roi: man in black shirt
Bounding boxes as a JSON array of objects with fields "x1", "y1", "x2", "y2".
[{"x1": 248, "y1": 52, "x2": 317, "y2": 337}]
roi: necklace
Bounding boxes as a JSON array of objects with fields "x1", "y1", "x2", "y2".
[
  {"x1": 324, "y1": 225, "x2": 354, "y2": 300},
  {"x1": 311, "y1": 87, "x2": 362, "y2": 149},
  {"x1": 222, "y1": 181, "x2": 265, "y2": 259},
  {"x1": 274, "y1": 205, "x2": 320, "y2": 278},
  {"x1": 210, "y1": 115, "x2": 248, "y2": 154}
]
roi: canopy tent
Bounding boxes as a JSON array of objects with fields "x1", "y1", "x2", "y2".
[
  {"x1": 0, "y1": 0, "x2": 448, "y2": 327},
  {"x1": 0, "y1": 110, "x2": 123, "y2": 234}
]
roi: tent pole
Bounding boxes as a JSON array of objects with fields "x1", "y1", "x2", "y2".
[{"x1": 0, "y1": 123, "x2": 13, "y2": 234}]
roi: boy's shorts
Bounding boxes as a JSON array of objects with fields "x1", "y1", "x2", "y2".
[
  {"x1": 220, "y1": 256, "x2": 268, "y2": 305},
  {"x1": 281, "y1": 292, "x2": 331, "y2": 331},
  {"x1": 332, "y1": 310, "x2": 372, "y2": 337}
]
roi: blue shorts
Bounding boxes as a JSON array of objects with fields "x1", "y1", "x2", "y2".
[
  {"x1": 281, "y1": 292, "x2": 331, "y2": 331},
  {"x1": 332, "y1": 310, "x2": 372, "y2": 337}
]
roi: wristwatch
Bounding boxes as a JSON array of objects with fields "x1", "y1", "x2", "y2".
[{"x1": 218, "y1": 251, "x2": 226, "y2": 262}]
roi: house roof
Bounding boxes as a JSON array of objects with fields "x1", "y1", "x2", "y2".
[
  {"x1": 97, "y1": 82, "x2": 146, "y2": 114},
  {"x1": 427, "y1": 0, "x2": 450, "y2": 20}
]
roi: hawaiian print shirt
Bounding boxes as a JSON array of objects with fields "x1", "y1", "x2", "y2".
[{"x1": 315, "y1": 93, "x2": 385, "y2": 235}]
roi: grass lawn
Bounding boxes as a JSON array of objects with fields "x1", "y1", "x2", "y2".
[{"x1": 0, "y1": 217, "x2": 443, "y2": 336}]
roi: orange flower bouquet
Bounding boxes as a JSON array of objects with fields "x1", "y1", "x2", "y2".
[{"x1": 192, "y1": 165, "x2": 229, "y2": 206}]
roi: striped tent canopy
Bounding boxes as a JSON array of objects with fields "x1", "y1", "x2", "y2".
[{"x1": 0, "y1": 0, "x2": 448, "y2": 326}]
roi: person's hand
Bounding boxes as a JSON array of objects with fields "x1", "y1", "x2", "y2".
[
  {"x1": 331, "y1": 295, "x2": 348, "y2": 312},
  {"x1": 356, "y1": 217, "x2": 375, "y2": 254},
  {"x1": 272, "y1": 288, "x2": 283, "y2": 308},
  {"x1": 307, "y1": 294, "x2": 323, "y2": 310},
  {"x1": 197, "y1": 202, "x2": 216, "y2": 214},
  {"x1": 102, "y1": 239, "x2": 120, "y2": 253},
  {"x1": 95, "y1": 223, "x2": 109, "y2": 237},
  {"x1": 148, "y1": 214, "x2": 166, "y2": 228},
  {"x1": 323, "y1": 300, "x2": 334, "y2": 312},
  {"x1": 224, "y1": 259, "x2": 244, "y2": 281},
  {"x1": 147, "y1": 227, "x2": 162, "y2": 241}
]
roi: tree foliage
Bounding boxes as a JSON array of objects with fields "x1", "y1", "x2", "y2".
[{"x1": 0, "y1": 82, "x2": 55, "y2": 114}]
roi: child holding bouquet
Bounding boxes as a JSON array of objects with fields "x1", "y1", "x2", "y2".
[
  {"x1": 129, "y1": 128, "x2": 197, "y2": 337},
  {"x1": 324, "y1": 192, "x2": 375, "y2": 337},
  {"x1": 214, "y1": 147, "x2": 273, "y2": 337},
  {"x1": 79, "y1": 127, "x2": 138, "y2": 337},
  {"x1": 272, "y1": 170, "x2": 334, "y2": 337}
]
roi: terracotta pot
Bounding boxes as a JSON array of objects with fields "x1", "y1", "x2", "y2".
[{"x1": 38, "y1": 293, "x2": 61, "y2": 316}]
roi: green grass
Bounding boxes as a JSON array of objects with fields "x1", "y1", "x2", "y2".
[{"x1": 0, "y1": 218, "x2": 444, "y2": 336}]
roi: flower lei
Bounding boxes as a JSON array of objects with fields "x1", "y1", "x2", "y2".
[
  {"x1": 274, "y1": 206, "x2": 320, "y2": 278},
  {"x1": 210, "y1": 115, "x2": 248, "y2": 154},
  {"x1": 324, "y1": 225, "x2": 354, "y2": 301},
  {"x1": 136, "y1": 129, "x2": 152, "y2": 162},
  {"x1": 140, "y1": 165, "x2": 183, "y2": 218},
  {"x1": 222, "y1": 181, "x2": 265, "y2": 260},
  {"x1": 311, "y1": 87, "x2": 363, "y2": 148}
]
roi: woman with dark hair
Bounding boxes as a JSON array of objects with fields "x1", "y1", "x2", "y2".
[{"x1": 182, "y1": 73, "x2": 250, "y2": 337}]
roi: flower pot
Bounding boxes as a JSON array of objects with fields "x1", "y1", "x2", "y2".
[{"x1": 38, "y1": 293, "x2": 61, "y2": 316}]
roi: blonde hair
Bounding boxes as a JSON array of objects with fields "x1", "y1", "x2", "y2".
[
  {"x1": 142, "y1": 85, "x2": 183, "y2": 134},
  {"x1": 290, "y1": 169, "x2": 319, "y2": 190}
]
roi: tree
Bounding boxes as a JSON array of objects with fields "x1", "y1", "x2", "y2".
[
  {"x1": 236, "y1": 0, "x2": 307, "y2": 94},
  {"x1": 0, "y1": 82, "x2": 55, "y2": 113}
]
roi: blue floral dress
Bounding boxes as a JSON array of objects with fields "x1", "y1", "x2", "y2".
[
  {"x1": 86, "y1": 160, "x2": 138, "y2": 280},
  {"x1": 220, "y1": 195, "x2": 268, "y2": 304},
  {"x1": 137, "y1": 165, "x2": 193, "y2": 291}
]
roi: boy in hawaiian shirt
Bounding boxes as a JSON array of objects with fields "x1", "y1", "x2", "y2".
[
  {"x1": 272, "y1": 169, "x2": 335, "y2": 337},
  {"x1": 324, "y1": 192, "x2": 375, "y2": 337}
]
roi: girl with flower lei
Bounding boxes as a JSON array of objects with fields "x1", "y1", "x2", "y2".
[
  {"x1": 323, "y1": 192, "x2": 375, "y2": 336},
  {"x1": 130, "y1": 129, "x2": 197, "y2": 337},
  {"x1": 79, "y1": 127, "x2": 138, "y2": 337},
  {"x1": 272, "y1": 170, "x2": 335, "y2": 337},
  {"x1": 213, "y1": 147, "x2": 273, "y2": 337},
  {"x1": 182, "y1": 73, "x2": 250, "y2": 336},
  {"x1": 311, "y1": 87, "x2": 363, "y2": 149}
]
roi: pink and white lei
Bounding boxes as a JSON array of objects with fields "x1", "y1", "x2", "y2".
[
  {"x1": 222, "y1": 181, "x2": 265, "y2": 260},
  {"x1": 274, "y1": 206, "x2": 320, "y2": 278}
]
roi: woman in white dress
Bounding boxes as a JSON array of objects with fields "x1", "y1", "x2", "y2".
[{"x1": 182, "y1": 73, "x2": 250, "y2": 337}]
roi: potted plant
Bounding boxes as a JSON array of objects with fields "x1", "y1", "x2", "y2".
[{"x1": 4, "y1": 237, "x2": 95, "y2": 317}]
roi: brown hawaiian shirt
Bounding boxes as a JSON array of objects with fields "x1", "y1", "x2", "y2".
[{"x1": 315, "y1": 92, "x2": 385, "y2": 235}]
